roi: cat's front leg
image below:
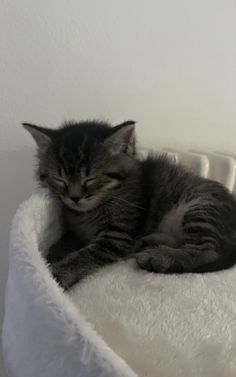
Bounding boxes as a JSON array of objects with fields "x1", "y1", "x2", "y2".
[
  {"x1": 136, "y1": 244, "x2": 219, "y2": 273},
  {"x1": 50, "y1": 229, "x2": 134, "y2": 289},
  {"x1": 51, "y1": 255, "x2": 92, "y2": 290},
  {"x1": 47, "y1": 232, "x2": 86, "y2": 263}
]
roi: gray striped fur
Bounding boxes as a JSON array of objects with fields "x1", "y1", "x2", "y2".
[{"x1": 23, "y1": 120, "x2": 236, "y2": 289}]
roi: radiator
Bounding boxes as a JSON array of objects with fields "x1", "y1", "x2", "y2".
[{"x1": 140, "y1": 147, "x2": 236, "y2": 196}]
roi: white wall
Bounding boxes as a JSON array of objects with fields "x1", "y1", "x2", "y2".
[{"x1": 0, "y1": 1, "x2": 235, "y2": 375}]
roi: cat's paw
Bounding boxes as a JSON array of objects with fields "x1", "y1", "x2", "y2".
[
  {"x1": 50, "y1": 262, "x2": 78, "y2": 290},
  {"x1": 136, "y1": 246, "x2": 174, "y2": 273}
]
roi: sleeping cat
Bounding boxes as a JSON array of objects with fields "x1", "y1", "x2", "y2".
[{"x1": 23, "y1": 120, "x2": 236, "y2": 289}]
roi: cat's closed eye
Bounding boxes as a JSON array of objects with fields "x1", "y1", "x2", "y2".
[
  {"x1": 104, "y1": 172, "x2": 126, "y2": 180},
  {"x1": 84, "y1": 178, "x2": 101, "y2": 194},
  {"x1": 52, "y1": 177, "x2": 68, "y2": 193}
]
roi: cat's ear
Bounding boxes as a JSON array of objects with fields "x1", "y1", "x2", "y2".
[
  {"x1": 22, "y1": 123, "x2": 55, "y2": 152},
  {"x1": 105, "y1": 121, "x2": 136, "y2": 156}
]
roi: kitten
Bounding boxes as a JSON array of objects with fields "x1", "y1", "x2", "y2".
[{"x1": 23, "y1": 120, "x2": 236, "y2": 289}]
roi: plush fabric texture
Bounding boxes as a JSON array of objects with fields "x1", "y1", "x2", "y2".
[
  {"x1": 2, "y1": 190, "x2": 236, "y2": 377},
  {"x1": 2, "y1": 190, "x2": 137, "y2": 377}
]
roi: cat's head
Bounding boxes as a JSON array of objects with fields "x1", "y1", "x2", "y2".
[{"x1": 23, "y1": 120, "x2": 137, "y2": 212}]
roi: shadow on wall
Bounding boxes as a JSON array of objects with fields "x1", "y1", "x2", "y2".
[{"x1": 0, "y1": 148, "x2": 36, "y2": 377}]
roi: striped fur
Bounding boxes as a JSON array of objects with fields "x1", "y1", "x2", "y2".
[{"x1": 23, "y1": 120, "x2": 236, "y2": 289}]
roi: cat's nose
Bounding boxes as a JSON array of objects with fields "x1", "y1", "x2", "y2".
[{"x1": 69, "y1": 196, "x2": 80, "y2": 204}]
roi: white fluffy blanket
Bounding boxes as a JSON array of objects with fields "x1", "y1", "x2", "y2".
[{"x1": 2, "y1": 190, "x2": 236, "y2": 377}]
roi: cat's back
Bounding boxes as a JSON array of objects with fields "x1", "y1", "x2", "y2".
[
  {"x1": 140, "y1": 152, "x2": 236, "y2": 210},
  {"x1": 140, "y1": 153, "x2": 197, "y2": 200}
]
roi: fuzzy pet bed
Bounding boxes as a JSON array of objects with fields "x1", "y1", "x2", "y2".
[{"x1": 2, "y1": 190, "x2": 236, "y2": 377}]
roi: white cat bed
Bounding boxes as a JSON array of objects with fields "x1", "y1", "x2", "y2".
[{"x1": 2, "y1": 190, "x2": 236, "y2": 377}]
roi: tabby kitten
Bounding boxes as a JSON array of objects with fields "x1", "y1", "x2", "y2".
[{"x1": 23, "y1": 120, "x2": 236, "y2": 290}]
